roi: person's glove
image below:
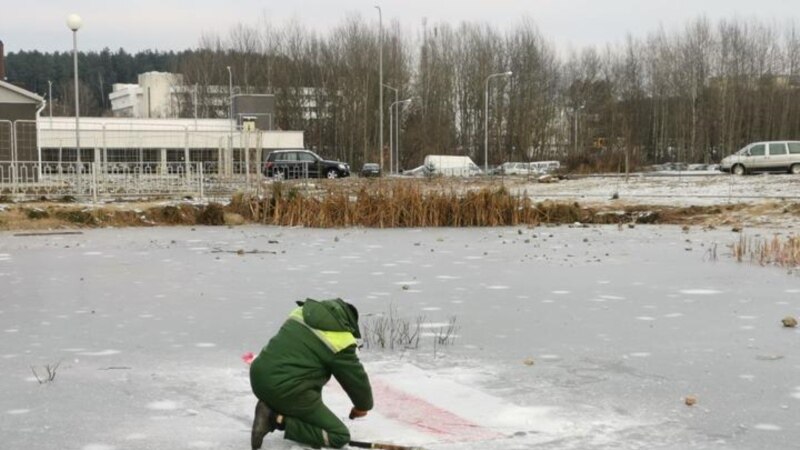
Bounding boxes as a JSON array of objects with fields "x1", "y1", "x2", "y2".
[{"x1": 349, "y1": 407, "x2": 368, "y2": 420}]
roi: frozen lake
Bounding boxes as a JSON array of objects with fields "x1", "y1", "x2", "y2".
[{"x1": 1, "y1": 225, "x2": 798, "y2": 449}]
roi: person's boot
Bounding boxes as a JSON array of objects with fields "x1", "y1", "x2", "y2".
[{"x1": 251, "y1": 400, "x2": 275, "y2": 449}]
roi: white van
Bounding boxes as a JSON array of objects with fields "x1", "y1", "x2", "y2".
[
  {"x1": 720, "y1": 141, "x2": 800, "y2": 175},
  {"x1": 423, "y1": 155, "x2": 483, "y2": 177}
]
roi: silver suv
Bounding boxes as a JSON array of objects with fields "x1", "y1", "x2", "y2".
[{"x1": 720, "y1": 141, "x2": 800, "y2": 175}]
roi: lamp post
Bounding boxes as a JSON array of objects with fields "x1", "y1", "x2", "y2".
[
  {"x1": 383, "y1": 84, "x2": 397, "y2": 173},
  {"x1": 483, "y1": 71, "x2": 512, "y2": 173},
  {"x1": 375, "y1": 5, "x2": 383, "y2": 171},
  {"x1": 66, "y1": 14, "x2": 82, "y2": 163},
  {"x1": 573, "y1": 104, "x2": 585, "y2": 154},
  {"x1": 227, "y1": 66, "x2": 233, "y2": 175},
  {"x1": 47, "y1": 80, "x2": 53, "y2": 124},
  {"x1": 389, "y1": 99, "x2": 411, "y2": 174}
]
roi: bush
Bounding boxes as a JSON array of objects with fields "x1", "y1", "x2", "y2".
[
  {"x1": 25, "y1": 208, "x2": 49, "y2": 219},
  {"x1": 56, "y1": 209, "x2": 94, "y2": 225},
  {"x1": 197, "y1": 203, "x2": 226, "y2": 225}
]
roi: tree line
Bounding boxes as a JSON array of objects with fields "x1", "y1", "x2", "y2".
[
  {"x1": 7, "y1": 16, "x2": 800, "y2": 170},
  {"x1": 6, "y1": 48, "x2": 185, "y2": 116}
]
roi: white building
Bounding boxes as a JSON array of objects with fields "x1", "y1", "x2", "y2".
[
  {"x1": 37, "y1": 117, "x2": 303, "y2": 174},
  {"x1": 109, "y1": 72, "x2": 185, "y2": 118}
]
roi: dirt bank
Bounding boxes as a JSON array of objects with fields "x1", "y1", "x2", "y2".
[{"x1": 0, "y1": 178, "x2": 797, "y2": 231}]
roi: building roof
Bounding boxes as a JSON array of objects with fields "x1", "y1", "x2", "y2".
[{"x1": 0, "y1": 80, "x2": 44, "y2": 104}]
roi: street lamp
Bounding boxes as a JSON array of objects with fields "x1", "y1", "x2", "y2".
[
  {"x1": 47, "y1": 80, "x2": 53, "y2": 123},
  {"x1": 383, "y1": 84, "x2": 397, "y2": 173},
  {"x1": 375, "y1": 5, "x2": 383, "y2": 171},
  {"x1": 484, "y1": 71, "x2": 512, "y2": 173},
  {"x1": 66, "y1": 13, "x2": 82, "y2": 163},
  {"x1": 227, "y1": 65, "x2": 233, "y2": 175},
  {"x1": 389, "y1": 98, "x2": 411, "y2": 174},
  {"x1": 573, "y1": 104, "x2": 585, "y2": 154}
]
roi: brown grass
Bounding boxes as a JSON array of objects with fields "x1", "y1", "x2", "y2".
[
  {"x1": 0, "y1": 179, "x2": 796, "y2": 231},
  {"x1": 732, "y1": 234, "x2": 800, "y2": 267},
  {"x1": 255, "y1": 181, "x2": 589, "y2": 227}
]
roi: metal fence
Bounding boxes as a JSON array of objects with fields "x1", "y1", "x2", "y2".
[
  {"x1": 0, "y1": 118, "x2": 307, "y2": 200},
  {"x1": 0, "y1": 161, "x2": 272, "y2": 200}
]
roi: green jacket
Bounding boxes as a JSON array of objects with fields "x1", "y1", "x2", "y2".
[{"x1": 250, "y1": 298, "x2": 373, "y2": 415}]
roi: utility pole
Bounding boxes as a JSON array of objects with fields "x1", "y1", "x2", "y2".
[{"x1": 375, "y1": 5, "x2": 383, "y2": 170}]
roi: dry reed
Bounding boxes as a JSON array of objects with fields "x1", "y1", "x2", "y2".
[
  {"x1": 255, "y1": 180, "x2": 587, "y2": 228},
  {"x1": 732, "y1": 234, "x2": 800, "y2": 268}
]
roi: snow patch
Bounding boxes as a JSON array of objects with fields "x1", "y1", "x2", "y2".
[
  {"x1": 195, "y1": 343, "x2": 216, "y2": 348},
  {"x1": 486, "y1": 285, "x2": 510, "y2": 290},
  {"x1": 679, "y1": 289, "x2": 722, "y2": 295},
  {"x1": 146, "y1": 400, "x2": 179, "y2": 411},
  {"x1": 78, "y1": 349, "x2": 121, "y2": 356},
  {"x1": 123, "y1": 433, "x2": 147, "y2": 440},
  {"x1": 753, "y1": 423, "x2": 782, "y2": 431},
  {"x1": 420, "y1": 322, "x2": 453, "y2": 329},
  {"x1": 82, "y1": 444, "x2": 115, "y2": 450},
  {"x1": 6, "y1": 409, "x2": 30, "y2": 415}
]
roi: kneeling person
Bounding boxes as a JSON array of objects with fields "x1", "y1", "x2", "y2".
[{"x1": 249, "y1": 298, "x2": 372, "y2": 449}]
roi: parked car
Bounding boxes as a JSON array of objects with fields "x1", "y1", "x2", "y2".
[
  {"x1": 493, "y1": 162, "x2": 538, "y2": 176},
  {"x1": 360, "y1": 163, "x2": 381, "y2": 178},
  {"x1": 493, "y1": 161, "x2": 561, "y2": 176},
  {"x1": 262, "y1": 149, "x2": 350, "y2": 179},
  {"x1": 402, "y1": 165, "x2": 433, "y2": 177},
  {"x1": 720, "y1": 141, "x2": 800, "y2": 175}
]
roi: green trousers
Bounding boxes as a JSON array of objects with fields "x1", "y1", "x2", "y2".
[
  {"x1": 256, "y1": 387, "x2": 350, "y2": 449},
  {"x1": 282, "y1": 397, "x2": 350, "y2": 449}
]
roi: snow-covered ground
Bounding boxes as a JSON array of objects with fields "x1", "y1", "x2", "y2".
[
  {"x1": 506, "y1": 173, "x2": 800, "y2": 206},
  {"x1": 1, "y1": 225, "x2": 799, "y2": 449}
]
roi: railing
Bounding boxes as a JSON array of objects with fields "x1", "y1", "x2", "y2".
[
  {"x1": 0, "y1": 161, "x2": 285, "y2": 201},
  {"x1": 262, "y1": 161, "x2": 312, "y2": 180}
]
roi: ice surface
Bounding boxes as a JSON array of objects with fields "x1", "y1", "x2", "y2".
[{"x1": 1, "y1": 225, "x2": 799, "y2": 449}]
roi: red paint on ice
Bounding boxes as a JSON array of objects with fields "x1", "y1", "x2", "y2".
[{"x1": 370, "y1": 379, "x2": 503, "y2": 442}]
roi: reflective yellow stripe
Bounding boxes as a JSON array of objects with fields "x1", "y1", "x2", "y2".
[{"x1": 289, "y1": 307, "x2": 356, "y2": 353}]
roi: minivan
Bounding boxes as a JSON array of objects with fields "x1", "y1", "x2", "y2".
[{"x1": 720, "y1": 141, "x2": 800, "y2": 175}]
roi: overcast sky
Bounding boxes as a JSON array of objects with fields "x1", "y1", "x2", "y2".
[{"x1": 2, "y1": 0, "x2": 798, "y2": 54}]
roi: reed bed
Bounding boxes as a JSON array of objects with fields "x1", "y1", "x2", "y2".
[
  {"x1": 732, "y1": 234, "x2": 800, "y2": 268},
  {"x1": 253, "y1": 180, "x2": 587, "y2": 228}
]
